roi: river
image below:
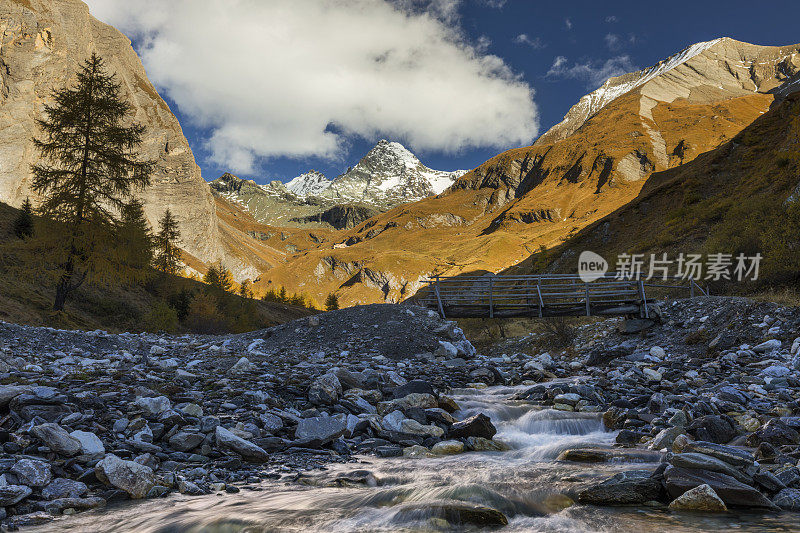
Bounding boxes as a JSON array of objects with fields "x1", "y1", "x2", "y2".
[{"x1": 33, "y1": 385, "x2": 800, "y2": 532}]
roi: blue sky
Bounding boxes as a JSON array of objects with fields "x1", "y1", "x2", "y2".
[{"x1": 113, "y1": 0, "x2": 800, "y2": 183}]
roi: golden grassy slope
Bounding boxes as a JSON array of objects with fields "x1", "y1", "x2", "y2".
[
  {"x1": 0, "y1": 201, "x2": 311, "y2": 331},
  {"x1": 224, "y1": 89, "x2": 776, "y2": 306},
  {"x1": 506, "y1": 92, "x2": 800, "y2": 289}
]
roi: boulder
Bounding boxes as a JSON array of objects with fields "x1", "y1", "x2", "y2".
[
  {"x1": 215, "y1": 426, "x2": 269, "y2": 462},
  {"x1": 308, "y1": 373, "x2": 342, "y2": 405},
  {"x1": 95, "y1": 454, "x2": 155, "y2": 499},
  {"x1": 295, "y1": 415, "x2": 347, "y2": 444},
  {"x1": 669, "y1": 453, "x2": 752, "y2": 484},
  {"x1": 686, "y1": 415, "x2": 737, "y2": 444},
  {"x1": 133, "y1": 396, "x2": 171, "y2": 417},
  {"x1": 69, "y1": 430, "x2": 105, "y2": 456},
  {"x1": 668, "y1": 484, "x2": 727, "y2": 512},
  {"x1": 650, "y1": 427, "x2": 685, "y2": 451},
  {"x1": 169, "y1": 431, "x2": 205, "y2": 452},
  {"x1": 30, "y1": 423, "x2": 81, "y2": 456},
  {"x1": 578, "y1": 470, "x2": 664, "y2": 505},
  {"x1": 682, "y1": 441, "x2": 755, "y2": 468},
  {"x1": 391, "y1": 380, "x2": 436, "y2": 399},
  {"x1": 663, "y1": 466, "x2": 775, "y2": 509},
  {"x1": 11, "y1": 459, "x2": 52, "y2": 487},
  {"x1": 746, "y1": 418, "x2": 800, "y2": 447},
  {"x1": 392, "y1": 500, "x2": 508, "y2": 527},
  {"x1": 773, "y1": 488, "x2": 800, "y2": 511},
  {"x1": 0, "y1": 485, "x2": 33, "y2": 506},
  {"x1": 42, "y1": 478, "x2": 88, "y2": 500},
  {"x1": 432, "y1": 440, "x2": 465, "y2": 455},
  {"x1": 449, "y1": 414, "x2": 496, "y2": 439}
]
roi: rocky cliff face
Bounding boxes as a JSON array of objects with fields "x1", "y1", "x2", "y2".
[{"x1": 0, "y1": 0, "x2": 222, "y2": 264}]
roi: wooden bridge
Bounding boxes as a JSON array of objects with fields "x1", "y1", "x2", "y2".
[{"x1": 421, "y1": 273, "x2": 708, "y2": 319}]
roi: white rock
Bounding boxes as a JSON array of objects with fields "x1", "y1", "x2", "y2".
[
  {"x1": 95, "y1": 454, "x2": 154, "y2": 499},
  {"x1": 134, "y1": 396, "x2": 171, "y2": 417},
  {"x1": 650, "y1": 346, "x2": 666, "y2": 358},
  {"x1": 753, "y1": 339, "x2": 781, "y2": 353},
  {"x1": 69, "y1": 430, "x2": 105, "y2": 456}
]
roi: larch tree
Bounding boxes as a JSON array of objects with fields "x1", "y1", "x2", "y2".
[
  {"x1": 324, "y1": 292, "x2": 340, "y2": 311},
  {"x1": 11, "y1": 198, "x2": 34, "y2": 239},
  {"x1": 116, "y1": 199, "x2": 154, "y2": 276},
  {"x1": 31, "y1": 53, "x2": 153, "y2": 311},
  {"x1": 154, "y1": 208, "x2": 182, "y2": 275}
]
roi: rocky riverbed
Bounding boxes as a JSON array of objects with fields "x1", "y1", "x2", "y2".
[{"x1": 0, "y1": 297, "x2": 798, "y2": 530}]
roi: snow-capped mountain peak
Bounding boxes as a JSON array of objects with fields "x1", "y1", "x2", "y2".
[
  {"x1": 285, "y1": 170, "x2": 332, "y2": 197},
  {"x1": 320, "y1": 140, "x2": 466, "y2": 206}
]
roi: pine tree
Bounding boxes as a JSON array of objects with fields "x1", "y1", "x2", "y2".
[
  {"x1": 238, "y1": 279, "x2": 253, "y2": 299},
  {"x1": 115, "y1": 199, "x2": 154, "y2": 275},
  {"x1": 11, "y1": 198, "x2": 34, "y2": 239},
  {"x1": 325, "y1": 292, "x2": 340, "y2": 311},
  {"x1": 204, "y1": 262, "x2": 233, "y2": 292},
  {"x1": 154, "y1": 208, "x2": 182, "y2": 275},
  {"x1": 31, "y1": 54, "x2": 153, "y2": 310},
  {"x1": 203, "y1": 263, "x2": 220, "y2": 287}
]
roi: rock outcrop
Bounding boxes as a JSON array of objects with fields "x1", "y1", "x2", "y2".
[{"x1": 0, "y1": 0, "x2": 222, "y2": 264}]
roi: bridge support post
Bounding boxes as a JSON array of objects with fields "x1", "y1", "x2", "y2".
[
  {"x1": 488, "y1": 277, "x2": 494, "y2": 319},
  {"x1": 638, "y1": 279, "x2": 649, "y2": 319},
  {"x1": 585, "y1": 283, "x2": 591, "y2": 316},
  {"x1": 433, "y1": 276, "x2": 446, "y2": 319}
]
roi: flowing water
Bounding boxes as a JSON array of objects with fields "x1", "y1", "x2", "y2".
[{"x1": 35, "y1": 385, "x2": 800, "y2": 532}]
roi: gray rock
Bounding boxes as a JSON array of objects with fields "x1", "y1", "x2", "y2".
[
  {"x1": 215, "y1": 426, "x2": 269, "y2": 462},
  {"x1": 682, "y1": 441, "x2": 755, "y2": 468},
  {"x1": 449, "y1": 413, "x2": 496, "y2": 439},
  {"x1": 11, "y1": 459, "x2": 52, "y2": 487},
  {"x1": 669, "y1": 453, "x2": 752, "y2": 484},
  {"x1": 69, "y1": 430, "x2": 105, "y2": 456},
  {"x1": 663, "y1": 466, "x2": 775, "y2": 509},
  {"x1": 295, "y1": 415, "x2": 347, "y2": 444},
  {"x1": 0, "y1": 485, "x2": 33, "y2": 506},
  {"x1": 134, "y1": 396, "x2": 171, "y2": 417},
  {"x1": 259, "y1": 413, "x2": 284, "y2": 434},
  {"x1": 308, "y1": 373, "x2": 342, "y2": 405},
  {"x1": 773, "y1": 488, "x2": 800, "y2": 511},
  {"x1": 30, "y1": 423, "x2": 81, "y2": 456},
  {"x1": 169, "y1": 431, "x2": 205, "y2": 452},
  {"x1": 578, "y1": 470, "x2": 664, "y2": 505},
  {"x1": 668, "y1": 483, "x2": 727, "y2": 512},
  {"x1": 42, "y1": 478, "x2": 88, "y2": 500},
  {"x1": 650, "y1": 427, "x2": 685, "y2": 451},
  {"x1": 95, "y1": 454, "x2": 155, "y2": 499},
  {"x1": 392, "y1": 501, "x2": 508, "y2": 527}
]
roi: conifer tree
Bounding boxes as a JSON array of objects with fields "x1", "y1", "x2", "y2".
[
  {"x1": 204, "y1": 262, "x2": 233, "y2": 292},
  {"x1": 11, "y1": 198, "x2": 34, "y2": 239},
  {"x1": 116, "y1": 199, "x2": 154, "y2": 274},
  {"x1": 154, "y1": 208, "x2": 182, "y2": 275},
  {"x1": 238, "y1": 279, "x2": 253, "y2": 299},
  {"x1": 31, "y1": 54, "x2": 153, "y2": 310},
  {"x1": 325, "y1": 292, "x2": 340, "y2": 311}
]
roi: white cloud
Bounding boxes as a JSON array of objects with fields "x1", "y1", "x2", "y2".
[
  {"x1": 604, "y1": 33, "x2": 621, "y2": 50},
  {"x1": 546, "y1": 55, "x2": 637, "y2": 89},
  {"x1": 605, "y1": 15, "x2": 618, "y2": 23},
  {"x1": 565, "y1": 18, "x2": 573, "y2": 30},
  {"x1": 481, "y1": 0, "x2": 507, "y2": 7},
  {"x1": 85, "y1": 0, "x2": 538, "y2": 174},
  {"x1": 514, "y1": 34, "x2": 546, "y2": 49}
]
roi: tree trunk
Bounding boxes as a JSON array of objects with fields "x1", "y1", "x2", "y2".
[{"x1": 53, "y1": 255, "x2": 74, "y2": 311}]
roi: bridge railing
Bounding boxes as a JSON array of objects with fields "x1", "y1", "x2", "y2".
[{"x1": 421, "y1": 273, "x2": 708, "y2": 319}]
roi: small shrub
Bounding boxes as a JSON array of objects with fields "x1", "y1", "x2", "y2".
[
  {"x1": 539, "y1": 317, "x2": 578, "y2": 351},
  {"x1": 325, "y1": 293, "x2": 340, "y2": 311},
  {"x1": 185, "y1": 292, "x2": 229, "y2": 334},
  {"x1": 143, "y1": 300, "x2": 179, "y2": 333}
]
